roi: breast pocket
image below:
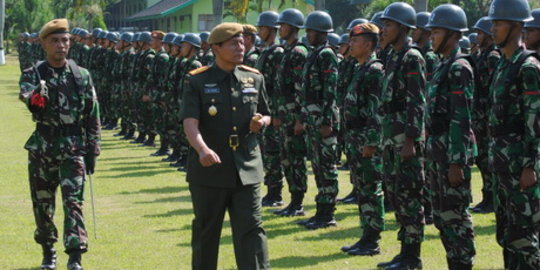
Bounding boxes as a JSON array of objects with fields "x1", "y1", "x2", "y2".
[
  {"x1": 202, "y1": 94, "x2": 224, "y2": 120},
  {"x1": 242, "y1": 93, "x2": 258, "y2": 115}
]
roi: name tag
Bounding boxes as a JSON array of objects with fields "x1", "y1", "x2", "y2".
[
  {"x1": 204, "y1": 88, "x2": 220, "y2": 94},
  {"x1": 242, "y1": 88, "x2": 258, "y2": 94}
]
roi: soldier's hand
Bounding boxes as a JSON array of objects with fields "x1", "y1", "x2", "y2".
[
  {"x1": 294, "y1": 121, "x2": 305, "y2": 135},
  {"x1": 142, "y1": 95, "x2": 151, "y2": 102},
  {"x1": 272, "y1": 118, "x2": 282, "y2": 129},
  {"x1": 520, "y1": 168, "x2": 537, "y2": 191},
  {"x1": 362, "y1": 146, "x2": 376, "y2": 158},
  {"x1": 448, "y1": 164, "x2": 464, "y2": 187},
  {"x1": 320, "y1": 125, "x2": 333, "y2": 138},
  {"x1": 250, "y1": 114, "x2": 265, "y2": 133},
  {"x1": 198, "y1": 147, "x2": 221, "y2": 167},
  {"x1": 84, "y1": 153, "x2": 96, "y2": 175},
  {"x1": 400, "y1": 138, "x2": 416, "y2": 162}
]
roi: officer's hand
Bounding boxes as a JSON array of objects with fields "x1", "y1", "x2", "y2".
[
  {"x1": 198, "y1": 147, "x2": 221, "y2": 167},
  {"x1": 142, "y1": 95, "x2": 151, "y2": 102},
  {"x1": 250, "y1": 113, "x2": 265, "y2": 133},
  {"x1": 84, "y1": 153, "x2": 96, "y2": 175},
  {"x1": 448, "y1": 164, "x2": 464, "y2": 187},
  {"x1": 272, "y1": 118, "x2": 282, "y2": 129},
  {"x1": 520, "y1": 168, "x2": 537, "y2": 191},
  {"x1": 320, "y1": 125, "x2": 333, "y2": 138},
  {"x1": 400, "y1": 138, "x2": 416, "y2": 162},
  {"x1": 362, "y1": 146, "x2": 376, "y2": 158},
  {"x1": 294, "y1": 121, "x2": 305, "y2": 135}
]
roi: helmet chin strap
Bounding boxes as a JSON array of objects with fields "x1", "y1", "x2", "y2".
[
  {"x1": 497, "y1": 22, "x2": 516, "y2": 48},
  {"x1": 389, "y1": 26, "x2": 407, "y2": 48},
  {"x1": 435, "y1": 29, "x2": 453, "y2": 54}
]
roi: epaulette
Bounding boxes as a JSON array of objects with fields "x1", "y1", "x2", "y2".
[
  {"x1": 188, "y1": 66, "x2": 210, "y2": 76},
  {"x1": 238, "y1": 65, "x2": 261, "y2": 74}
]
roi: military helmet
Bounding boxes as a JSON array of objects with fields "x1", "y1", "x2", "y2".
[
  {"x1": 255, "y1": 35, "x2": 263, "y2": 46},
  {"x1": 327, "y1": 33, "x2": 340, "y2": 47},
  {"x1": 426, "y1": 4, "x2": 468, "y2": 32},
  {"x1": 347, "y1": 18, "x2": 369, "y2": 31},
  {"x1": 380, "y1": 2, "x2": 416, "y2": 29},
  {"x1": 173, "y1": 34, "x2": 185, "y2": 46},
  {"x1": 370, "y1": 11, "x2": 384, "y2": 29},
  {"x1": 468, "y1": 33, "x2": 478, "y2": 44},
  {"x1": 22, "y1": 32, "x2": 31, "y2": 39},
  {"x1": 473, "y1": 17, "x2": 493, "y2": 35},
  {"x1": 459, "y1": 36, "x2": 471, "y2": 49},
  {"x1": 486, "y1": 0, "x2": 533, "y2": 23},
  {"x1": 71, "y1": 27, "x2": 80, "y2": 35},
  {"x1": 304, "y1": 11, "x2": 334, "y2": 33},
  {"x1": 525, "y1": 8, "x2": 540, "y2": 29},
  {"x1": 120, "y1": 32, "x2": 134, "y2": 42},
  {"x1": 132, "y1": 32, "x2": 141, "y2": 42},
  {"x1": 277, "y1": 8, "x2": 304, "y2": 28},
  {"x1": 139, "y1": 31, "x2": 152, "y2": 43},
  {"x1": 163, "y1": 32, "x2": 178, "y2": 44},
  {"x1": 79, "y1": 29, "x2": 90, "y2": 38},
  {"x1": 256, "y1": 11, "x2": 280, "y2": 28},
  {"x1": 416, "y1": 12, "x2": 431, "y2": 30},
  {"x1": 106, "y1": 32, "x2": 119, "y2": 42},
  {"x1": 199, "y1": 32, "x2": 210, "y2": 42},
  {"x1": 339, "y1": 34, "x2": 349, "y2": 45},
  {"x1": 92, "y1": 28, "x2": 103, "y2": 37},
  {"x1": 182, "y1": 33, "x2": 202, "y2": 48},
  {"x1": 97, "y1": 30, "x2": 108, "y2": 39},
  {"x1": 31, "y1": 32, "x2": 39, "y2": 39}
]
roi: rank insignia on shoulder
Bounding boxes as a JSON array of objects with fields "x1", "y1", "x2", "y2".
[
  {"x1": 188, "y1": 66, "x2": 210, "y2": 76},
  {"x1": 238, "y1": 65, "x2": 261, "y2": 74}
]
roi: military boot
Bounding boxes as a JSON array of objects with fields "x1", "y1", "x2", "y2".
[
  {"x1": 274, "y1": 192, "x2": 305, "y2": 216},
  {"x1": 447, "y1": 258, "x2": 472, "y2": 270},
  {"x1": 471, "y1": 190, "x2": 494, "y2": 213},
  {"x1": 113, "y1": 125, "x2": 127, "y2": 137},
  {"x1": 383, "y1": 243, "x2": 422, "y2": 270},
  {"x1": 67, "y1": 251, "x2": 83, "y2": 270},
  {"x1": 151, "y1": 139, "x2": 170, "y2": 156},
  {"x1": 347, "y1": 227, "x2": 381, "y2": 256},
  {"x1": 377, "y1": 243, "x2": 405, "y2": 268},
  {"x1": 297, "y1": 204, "x2": 321, "y2": 226},
  {"x1": 337, "y1": 188, "x2": 358, "y2": 204},
  {"x1": 162, "y1": 149, "x2": 180, "y2": 162},
  {"x1": 170, "y1": 154, "x2": 186, "y2": 167},
  {"x1": 304, "y1": 203, "x2": 337, "y2": 230},
  {"x1": 262, "y1": 186, "x2": 284, "y2": 207},
  {"x1": 130, "y1": 132, "x2": 146, "y2": 144},
  {"x1": 40, "y1": 244, "x2": 57, "y2": 270},
  {"x1": 141, "y1": 133, "x2": 156, "y2": 147},
  {"x1": 122, "y1": 128, "x2": 135, "y2": 140}
]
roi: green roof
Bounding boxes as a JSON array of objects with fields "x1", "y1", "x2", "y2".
[{"x1": 126, "y1": 0, "x2": 197, "y2": 22}]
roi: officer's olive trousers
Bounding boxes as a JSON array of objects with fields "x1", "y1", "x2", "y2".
[
  {"x1": 28, "y1": 151, "x2": 88, "y2": 254},
  {"x1": 189, "y1": 182, "x2": 269, "y2": 270}
]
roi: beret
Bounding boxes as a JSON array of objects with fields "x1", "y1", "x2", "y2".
[
  {"x1": 242, "y1": 24, "x2": 258, "y2": 35},
  {"x1": 151, "y1": 31, "x2": 165, "y2": 40},
  {"x1": 40, "y1": 18, "x2": 69, "y2": 39},
  {"x1": 350, "y1": 22, "x2": 380, "y2": 37},
  {"x1": 208, "y1": 23, "x2": 243, "y2": 45}
]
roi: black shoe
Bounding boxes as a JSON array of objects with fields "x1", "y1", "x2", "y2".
[
  {"x1": 383, "y1": 243, "x2": 422, "y2": 270},
  {"x1": 341, "y1": 240, "x2": 362, "y2": 252},
  {"x1": 177, "y1": 167, "x2": 187, "y2": 172},
  {"x1": 130, "y1": 133, "x2": 146, "y2": 144},
  {"x1": 150, "y1": 146, "x2": 169, "y2": 156},
  {"x1": 261, "y1": 186, "x2": 284, "y2": 207},
  {"x1": 471, "y1": 199, "x2": 494, "y2": 213},
  {"x1": 170, "y1": 156, "x2": 186, "y2": 167},
  {"x1": 297, "y1": 215, "x2": 318, "y2": 226},
  {"x1": 113, "y1": 129, "x2": 126, "y2": 137},
  {"x1": 67, "y1": 251, "x2": 83, "y2": 270},
  {"x1": 142, "y1": 134, "x2": 156, "y2": 147},
  {"x1": 162, "y1": 152, "x2": 179, "y2": 162},
  {"x1": 447, "y1": 258, "x2": 472, "y2": 270},
  {"x1": 377, "y1": 243, "x2": 405, "y2": 268},
  {"x1": 337, "y1": 188, "x2": 357, "y2": 203},
  {"x1": 275, "y1": 192, "x2": 305, "y2": 216},
  {"x1": 347, "y1": 227, "x2": 381, "y2": 256},
  {"x1": 121, "y1": 129, "x2": 135, "y2": 140},
  {"x1": 40, "y1": 244, "x2": 57, "y2": 270},
  {"x1": 304, "y1": 204, "x2": 337, "y2": 230}
]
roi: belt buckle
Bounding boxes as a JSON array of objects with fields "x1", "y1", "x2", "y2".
[{"x1": 229, "y1": 134, "x2": 239, "y2": 151}]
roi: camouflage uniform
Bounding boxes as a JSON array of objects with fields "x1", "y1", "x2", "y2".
[
  {"x1": 343, "y1": 53, "x2": 385, "y2": 233},
  {"x1": 164, "y1": 56, "x2": 184, "y2": 157},
  {"x1": 146, "y1": 49, "x2": 170, "y2": 144},
  {"x1": 244, "y1": 47, "x2": 261, "y2": 68},
  {"x1": 135, "y1": 48, "x2": 156, "y2": 137},
  {"x1": 489, "y1": 47, "x2": 540, "y2": 269},
  {"x1": 199, "y1": 49, "x2": 214, "y2": 66},
  {"x1": 426, "y1": 48, "x2": 477, "y2": 265},
  {"x1": 337, "y1": 56, "x2": 357, "y2": 188},
  {"x1": 19, "y1": 61, "x2": 100, "y2": 253},
  {"x1": 381, "y1": 44, "x2": 427, "y2": 244}
]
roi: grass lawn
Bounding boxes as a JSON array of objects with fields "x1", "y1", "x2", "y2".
[{"x1": 0, "y1": 55, "x2": 503, "y2": 269}]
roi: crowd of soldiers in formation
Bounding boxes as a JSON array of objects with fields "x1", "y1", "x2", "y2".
[{"x1": 16, "y1": 0, "x2": 540, "y2": 269}]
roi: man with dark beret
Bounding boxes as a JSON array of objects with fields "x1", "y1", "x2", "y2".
[{"x1": 180, "y1": 22, "x2": 270, "y2": 270}]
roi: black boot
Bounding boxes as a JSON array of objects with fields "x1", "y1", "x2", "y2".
[
  {"x1": 170, "y1": 155, "x2": 186, "y2": 167},
  {"x1": 274, "y1": 192, "x2": 305, "y2": 216},
  {"x1": 337, "y1": 188, "x2": 358, "y2": 204},
  {"x1": 40, "y1": 244, "x2": 57, "y2": 270},
  {"x1": 151, "y1": 140, "x2": 170, "y2": 156},
  {"x1": 297, "y1": 204, "x2": 321, "y2": 226},
  {"x1": 130, "y1": 132, "x2": 146, "y2": 143},
  {"x1": 142, "y1": 134, "x2": 156, "y2": 147},
  {"x1": 304, "y1": 203, "x2": 337, "y2": 230},
  {"x1": 262, "y1": 186, "x2": 284, "y2": 207},
  {"x1": 471, "y1": 190, "x2": 494, "y2": 213},
  {"x1": 377, "y1": 243, "x2": 405, "y2": 268},
  {"x1": 67, "y1": 251, "x2": 83, "y2": 270},
  {"x1": 384, "y1": 242, "x2": 422, "y2": 270},
  {"x1": 113, "y1": 126, "x2": 126, "y2": 137},
  {"x1": 347, "y1": 227, "x2": 381, "y2": 256},
  {"x1": 162, "y1": 149, "x2": 180, "y2": 162},
  {"x1": 447, "y1": 258, "x2": 472, "y2": 270},
  {"x1": 122, "y1": 128, "x2": 135, "y2": 140}
]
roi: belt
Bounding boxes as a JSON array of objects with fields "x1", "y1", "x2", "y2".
[
  {"x1": 36, "y1": 123, "x2": 82, "y2": 137},
  {"x1": 229, "y1": 134, "x2": 239, "y2": 151}
]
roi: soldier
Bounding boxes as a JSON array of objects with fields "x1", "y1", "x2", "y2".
[
  {"x1": 103, "y1": 32, "x2": 121, "y2": 131},
  {"x1": 296, "y1": 11, "x2": 340, "y2": 230},
  {"x1": 19, "y1": 19, "x2": 100, "y2": 270},
  {"x1": 486, "y1": 0, "x2": 540, "y2": 268},
  {"x1": 198, "y1": 31, "x2": 214, "y2": 66},
  {"x1": 459, "y1": 36, "x2": 471, "y2": 54},
  {"x1": 525, "y1": 9, "x2": 540, "y2": 55},
  {"x1": 425, "y1": 4, "x2": 477, "y2": 269},
  {"x1": 180, "y1": 22, "x2": 270, "y2": 270},
  {"x1": 242, "y1": 24, "x2": 260, "y2": 67},
  {"x1": 339, "y1": 22, "x2": 385, "y2": 257},
  {"x1": 471, "y1": 17, "x2": 501, "y2": 214},
  {"x1": 114, "y1": 32, "x2": 135, "y2": 139},
  {"x1": 377, "y1": 3, "x2": 427, "y2": 269},
  {"x1": 272, "y1": 8, "x2": 309, "y2": 217},
  {"x1": 255, "y1": 11, "x2": 286, "y2": 207}
]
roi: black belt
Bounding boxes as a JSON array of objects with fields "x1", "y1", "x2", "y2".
[{"x1": 36, "y1": 123, "x2": 82, "y2": 137}]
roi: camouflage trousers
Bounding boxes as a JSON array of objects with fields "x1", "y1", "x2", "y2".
[
  {"x1": 346, "y1": 132, "x2": 384, "y2": 231},
  {"x1": 476, "y1": 138, "x2": 493, "y2": 199},
  {"x1": 430, "y1": 162, "x2": 475, "y2": 264},
  {"x1": 261, "y1": 125, "x2": 284, "y2": 188},
  {"x1": 305, "y1": 125, "x2": 339, "y2": 204},
  {"x1": 166, "y1": 108, "x2": 189, "y2": 156},
  {"x1": 493, "y1": 172, "x2": 540, "y2": 270},
  {"x1": 383, "y1": 144, "x2": 425, "y2": 244},
  {"x1": 28, "y1": 151, "x2": 88, "y2": 253},
  {"x1": 278, "y1": 114, "x2": 308, "y2": 193}
]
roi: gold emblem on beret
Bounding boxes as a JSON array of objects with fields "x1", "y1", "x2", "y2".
[{"x1": 208, "y1": 105, "x2": 217, "y2": 116}]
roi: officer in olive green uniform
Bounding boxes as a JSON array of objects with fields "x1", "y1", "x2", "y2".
[{"x1": 180, "y1": 23, "x2": 270, "y2": 270}]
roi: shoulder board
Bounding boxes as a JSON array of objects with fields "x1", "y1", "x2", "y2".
[
  {"x1": 188, "y1": 66, "x2": 210, "y2": 76},
  {"x1": 238, "y1": 65, "x2": 261, "y2": 74}
]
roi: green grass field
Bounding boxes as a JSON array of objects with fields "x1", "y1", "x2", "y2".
[{"x1": 0, "y1": 55, "x2": 503, "y2": 269}]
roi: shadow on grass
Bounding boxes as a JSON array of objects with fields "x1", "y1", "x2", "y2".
[
  {"x1": 107, "y1": 165, "x2": 164, "y2": 172},
  {"x1": 135, "y1": 195, "x2": 192, "y2": 204},
  {"x1": 270, "y1": 253, "x2": 355, "y2": 269},
  {"x1": 103, "y1": 169, "x2": 172, "y2": 178},
  {"x1": 118, "y1": 186, "x2": 187, "y2": 195},
  {"x1": 144, "y1": 208, "x2": 193, "y2": 218},
  {"x1": 98, "y1": 156, "x2": 142, "y2": 161}
]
